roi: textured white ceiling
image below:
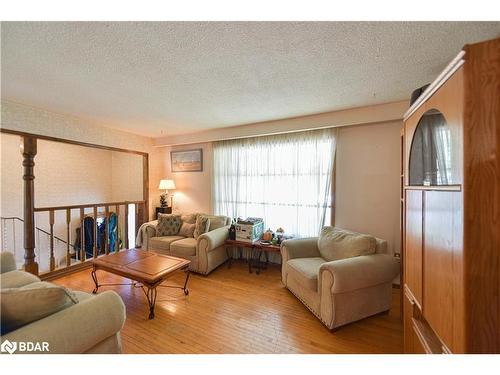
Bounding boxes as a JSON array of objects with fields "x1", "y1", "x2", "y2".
[{"x1": 1, "y1": 22, "x2": 499, "y2": 137}]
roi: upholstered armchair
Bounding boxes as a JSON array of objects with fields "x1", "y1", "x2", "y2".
[
  {"x1": 0, "y1": 252, "x2": 126, "y2": 353},
  {"x1": 137, "y1": 213, "x2": 231, "y2": 275},
  {"x1": 281, "y1": 227, "x2": 400, "y2": 330}
]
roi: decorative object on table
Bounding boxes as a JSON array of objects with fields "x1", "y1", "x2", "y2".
[
  {"x1": 158, "y1": 179, "x2": 176, "y2": 208},
  {"x1": 235, "y1": 217, "x2": 264, "y2": 243},
  {"x1": 275, "y1": 227, "x2": 286, "y2": 244},
  {"x1": 262, "y1": 228, "x2": 274, "y2": 241},
  {"x1": 228, "y1": 218, "x2": 237, "y2": 240},
  {"x1": 171, "y1": 149, "x2": 203, "y2": 172}
]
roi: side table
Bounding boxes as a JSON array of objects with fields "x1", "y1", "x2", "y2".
[{"x1": 224, "y1": 239, "x2": 281, "y2": 274}]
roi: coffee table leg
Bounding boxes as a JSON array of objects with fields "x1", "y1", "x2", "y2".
[
  {"x1": 144, "y1": 287, "x2": 157, "y2": 319},
  {"x1": 183, "y1": 268, "x2": 190, "y2": 296},
  {"x1": 91, "y1": 266, "x2": 99, "y2": 294}
]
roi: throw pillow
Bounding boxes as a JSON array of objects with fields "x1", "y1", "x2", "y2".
[
  {"x1": 156, "y1": 214, "x2": 182, "y2": 236},
  {"x1": 178, "y1": 222, "x2": 196, "y2": 238},
  {"x1": 180, "y1": 213, "x2": 198, "y2": 224},
  {"x1": 1, "y1": 281, "x2": 78, "y2": 334},
  {"x1": 317, "y1": 226, "x2": 376, "y2": 262},
  {"x1": 193, "y1": 215, "x2": 210, "y2": 239},
  {"x1": 205, "y1": 215, "x2": 228, "y2": 231}
]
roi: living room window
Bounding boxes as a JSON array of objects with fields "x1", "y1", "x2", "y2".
[{"x1": 213, "y1": 128, "x2": 337, "y2": 237}]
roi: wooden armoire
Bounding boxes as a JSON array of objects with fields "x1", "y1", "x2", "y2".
[{"x1": 402, "y1": 37, "x2": 499, "y2": 354}]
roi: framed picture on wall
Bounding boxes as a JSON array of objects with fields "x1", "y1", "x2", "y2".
[{"x1": 170, "y1": 149, "x2": 203, "y2": 172}]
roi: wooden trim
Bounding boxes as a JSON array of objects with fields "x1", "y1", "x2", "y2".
[
  {"x1": 462, "y1": 38, "x2": 500, "y2": 353},
  {"x1": 66, "y1": 208, "x2": 71, "y2": 267},
  {"x1": 34, "y1": 200, "x2": 145, "y2": 212},
  {"x1": 404, "y1": 51, "x2": 466, "y2": 121},
  {"x1": 93, "y1": 206, "x2": 98, "y2": 258},
  {"x1": 40, "y1": 260, "x2": 93, "y2": 281},
  {"x1": 0, "y1": 128, "x2": 148, "y2": 156},
  {"x1": 21, "y1": 136, "x2": 38, "y2": 275},
  {"x1": 143, "y1": 154, "x2": 149, "y2": 222}
]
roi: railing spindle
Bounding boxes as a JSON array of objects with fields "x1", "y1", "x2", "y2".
[
  {"x1": 79, "y1": 207, "x2": 85, "y2": 262},
  {"x1": 105, "y1": 205, "x2": 110, "y2": 255},
  {"x1": 124, "y1": 203, "x2": 129, "y2": 250},
  {"x1": 66, "y1": 208, "x2": 71, "y2": 267},
  {"x1": 93, "y1": 205, "x2": 98, "y2": 258},
  {"x1": 115, "y1": 204, "x2": 120, "y2": 252},
  {"x1": 49, "y1": 209, "x2": 55, "y2": 271}
]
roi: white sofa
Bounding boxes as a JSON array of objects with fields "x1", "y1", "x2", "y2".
[
  {"x1": 137, "y1": 213, "x2": 230, "y2": 275},
  {"x1": 281, "y1": 227, "x2": 400, "y2": 330}
]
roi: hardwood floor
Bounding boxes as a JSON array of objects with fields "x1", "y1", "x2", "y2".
[{"x1": 53, "y1": 260, "x2": 403, "y2": 354}]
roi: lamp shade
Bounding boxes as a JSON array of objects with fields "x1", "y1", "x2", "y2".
[{"x1": 159, "y1": 179, "x2": 176, "y2": 190}]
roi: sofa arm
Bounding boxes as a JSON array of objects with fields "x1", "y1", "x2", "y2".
[
  {"x1": 1, "y1": 252, "x2": 17, "y2": 274},
  {"x1": 3, "y1": 290, "x2": 126, "y2": 354},
  {"x1": 136, "y1": 220, "x2": 158, "y2": 249},
  {"x1": 281, "y1": 238, "x2": 321, "y2": 261},
  {"x1": 319, "y1": 254, "x2": 400, "y2": 294},
  {"x1": 197, "y1": 226, "x2": 229, "y2": 253}
]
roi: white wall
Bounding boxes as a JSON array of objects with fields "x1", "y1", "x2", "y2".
[{"x1": 335, "y1": 121, "x2": 402, "y2": 255}]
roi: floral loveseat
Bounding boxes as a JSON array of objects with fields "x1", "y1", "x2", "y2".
[{"x1": 136, "y1": 213, "x2": 231, "y2": 275}]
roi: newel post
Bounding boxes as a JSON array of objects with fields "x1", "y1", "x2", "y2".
[{"x1": 21, "y1": 136, "x2": 38, "y2": 275}]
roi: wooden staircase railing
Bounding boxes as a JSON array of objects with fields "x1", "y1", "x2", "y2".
[{"x1": 32, "y1": 200, "x2": 146, "y2": 275}]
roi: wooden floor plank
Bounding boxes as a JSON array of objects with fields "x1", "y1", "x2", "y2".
[{"x1": 53, "y1": 260, "x2": 403, "y2": 353}]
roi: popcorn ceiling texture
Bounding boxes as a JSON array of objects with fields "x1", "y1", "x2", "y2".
[{"x1": 2, "y1": 22, "x2": 499, "y2": 137}]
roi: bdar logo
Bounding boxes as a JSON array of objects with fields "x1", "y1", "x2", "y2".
[{"x1": 1, "y1": 340, "x2": 17, "y2": 354}]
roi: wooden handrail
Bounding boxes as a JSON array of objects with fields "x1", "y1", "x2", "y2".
[{"x1": 34, "y1": 200, "x2": 145, "y2": 212}]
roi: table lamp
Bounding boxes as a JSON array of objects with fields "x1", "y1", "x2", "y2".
[{"x1": 159, "y1": 179, "x2": 176, "y2": 208}]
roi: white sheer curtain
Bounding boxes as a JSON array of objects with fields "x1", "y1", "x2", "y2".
[{"x1": 213, "y1": 128, "x2": 337, "y2": 237}]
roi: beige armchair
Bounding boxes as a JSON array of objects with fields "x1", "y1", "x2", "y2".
[
  {"x1": 281, "y1": 228, "x2": 400, "y2": 330},
  {"x1": 1, "y1": 252, "x2": 126, "y2": 354},
  {"x1": 137, "y1": 213, "x2": 230, "y2": 275}
]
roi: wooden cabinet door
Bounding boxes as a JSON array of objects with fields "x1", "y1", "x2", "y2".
[
  {"x1": 423, "y1": 190, "x2": 463, "y2": 351},
  {"x1": 405, "y1": 189, "x2": 423, "y2": 306}
]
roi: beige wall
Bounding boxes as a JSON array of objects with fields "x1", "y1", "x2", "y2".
[
  {"x1": 335, "y1": 121, "x2": 402, "y2": 255},
  {"x1": 157, "y1": 143, "x2": 213, "y2": 215}
]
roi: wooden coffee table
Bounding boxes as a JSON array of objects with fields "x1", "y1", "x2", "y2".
[{"x1": 91, "y1": 249, "x2": 191, "y2": 319}]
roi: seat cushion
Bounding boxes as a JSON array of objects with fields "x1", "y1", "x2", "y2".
[
  {"x1": 170, "y1": 238, "x2": 197, "y2": 257},
  {"x1": 1, "y1": 281, "x2": 78, "y2": 334},
  {"x1": 318, "y1": 227, "x2": 376, "y2": 262},
  {"x1": 149, "y1": 236, "x2": 185, "y2": 252},
  {"x1": 0, "y1": 270, "x2": 41, "y2": 289},
  {"x1": 286, "y1": 257, "x2": 325, "y2": 292}
]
